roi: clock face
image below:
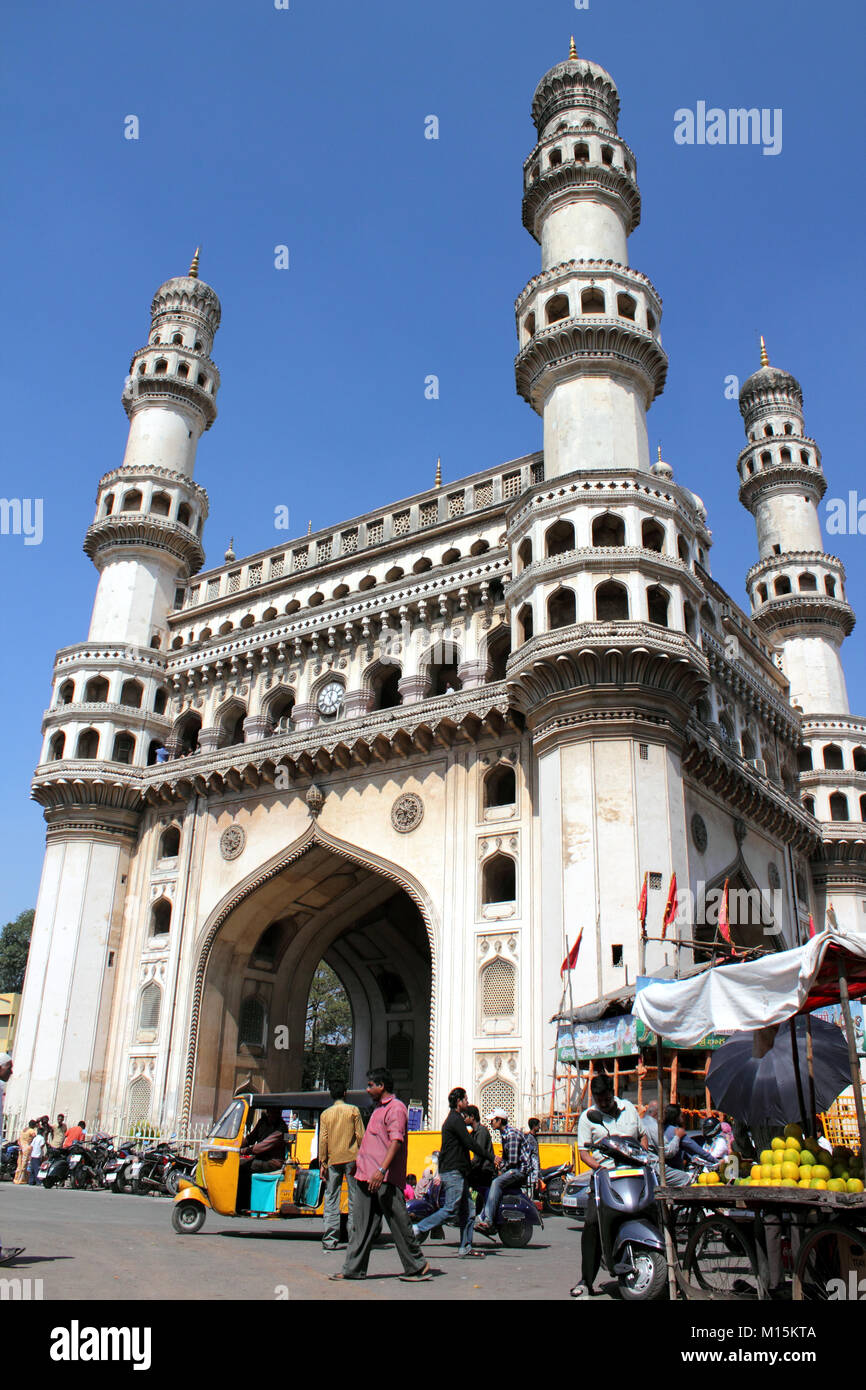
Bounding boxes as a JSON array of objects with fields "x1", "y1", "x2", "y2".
[{"x1": 317, "y1": 681, "x2": 344, "y2": 717}]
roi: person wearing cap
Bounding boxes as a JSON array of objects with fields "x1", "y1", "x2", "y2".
[
  {"x1": 0, "y1": 1052, "x2": 25, "y2": 1266},
  {"x1": 473, "y1": 1109, "x2": 528, "y2": 1232},
  {"x1": 410, "y1": 1086, "x2": 486, "y2": 1258}
]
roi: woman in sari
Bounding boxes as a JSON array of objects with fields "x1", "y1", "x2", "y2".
[{"x1": 13, "y1": 1120, "x2": 36, "y2": 1184}]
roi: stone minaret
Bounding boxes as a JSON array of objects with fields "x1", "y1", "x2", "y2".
[
  {"x1": 9, "y1": 257, "x2": 221, "y2": 1121},
  {"x1": 739, "y1": 341, "x2": 865, "y2": 935},
  {"x1": 514, "y1": 40, "x2": 667, "y2": 476}
]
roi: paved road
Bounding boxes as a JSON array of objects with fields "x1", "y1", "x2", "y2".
[{"x1": 1, "y1": 1183, "x2": 609, "y2": 1301}]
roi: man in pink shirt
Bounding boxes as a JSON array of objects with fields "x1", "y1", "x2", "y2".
[{"x1": 331, "y1": 1069, "x2": 431, "y2": 1282}]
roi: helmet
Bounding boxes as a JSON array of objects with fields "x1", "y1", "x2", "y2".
[{"x1": 701, "y1": 1116, "x2": 721, "y2": 1139}]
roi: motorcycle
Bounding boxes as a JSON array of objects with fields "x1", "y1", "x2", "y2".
[
  {"x1": 407, "y1": 1174, "x2": 543, "y2": 1248},
  {"x1": 583, "y1": 1127, "x2": 668, "y2": 1301},
  {"x1": 102, "y1": 1144, "x2": 140, "y2": 1193},
  {"x1": 163, "y1": 1150, "x2": 197, "y2": 1196},
  {"x1": 41, "y1": 1145, "x2": 72, "y2": 1189},
  {"x1": 0, "y1": 1140, "x2": 19, "y2": 1182},
  {"x1": 127, "y1": 1142, "x2": 177, "y2": 1196},
  {"x1": 538, "y1": 1160, "x2": 572, "y2": 1215}
]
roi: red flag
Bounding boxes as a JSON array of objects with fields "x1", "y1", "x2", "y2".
[
  {"x1": 808, "y1": 913, "x2": 816, "y2": 939},
  {"x1": 717, "y1": 879, "x2": 732, "y2": 946},
  {"x1": 560, "y1": 928, "x2": 583, "y2": 977},
  {"x1": 661, "y1": 873, "x2": 678, "y2": 940},
  {"x1": 637, "y1": 872, "x2": 648, "y2": 929}
]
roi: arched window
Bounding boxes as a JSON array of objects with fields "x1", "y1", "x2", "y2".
[
  {"x1": 581, "y1": 287, "x2": 605, "y2": 314},
  {"x1": 485, "y1": 628, "x2": 511, "y2": 682},
  {"x1": 137, "y1": 983, "x2": 161, "y2": 1037},
  {"x1": 252, "y1": 923, "x2": 282, "y2": 968},
  {"x1": 370, "y1": 664, "x2": 402, "y2": 710},
  {"x1": 829, "y1": 792, "x2": 850, "y2": 822},
  {"x1": 150, "y1": 492, "x2": 171, "y2": 516},
  {"x1": 683, "y1": 601, "x2": 696, "y2": 638},
  {"x1": 756, "y1": 584, "x2": 768, "y2": 603},
  {"x1": 238, "y1": 996, "x2": 266, "y2": 1050},
  {"x1": 700, "y1": 602, "x2": 716, "y2": 629},
  {"x1": 523, "y1": 312, "x2": 535, "y2": 342},
  {"x1": 596, "y1": 581, "x2": 629, "y2": 621},
  {"x1": 58, "y1": 680, "x2": 75, "y2": 705},
  {"x1": 825, "y1": 575, "x2": 837, "y2": 597},
  {"x1": 479, "y1": 1077, "x2": 516, "y2": 1124},
  {"x1": 860, "y1": 794, "x2": 866, "y2": 822},
  {"x1": 176, "y1": 363, "x2": 190, "y2": 379},
  {"x1": 642, "y1": 519, "x2": 665, "y2": 553},
  {"x1": 549, "y1": 147, "x2": 563, "y2": 167},
  {"x1": 802, "y1": 796, "x2": 816, "y2": 816},
  {"x1": 177, "y1": 502, "x2": 192, "y2": 527},
  {"x1": 426, "y1": 643, "x2": 461, "y2": 697},
  {"x1": 154, "y1": 359, "x2": 168, "y2": 375},
  {"x1": 481, "y1": 958, "x2": 516, "y2": 1023},
  {"x1": 484, "y1": 763, "x2": 516, "y2": 809},
  {"x1": 153, "y1": 687, "x2": 168, "y2": 715},
  {"x1": 102, "y1": 493, "x2": 115, "y2": 515},
  {"x1": 120, "y1": 679, "x2": 143, "y2": 708},
  {"x1": 646, "y1": 310, "x2": 656, "y2": 332},
  {"x1": 741, "y1": 730, "x2": 757, "y2": 761},
  {"x1": 171, "y1": 332, "x2": 184, "y2": 345},
  {"x1": 798, "y1": 572, "x2": 818, "y2": 592},
  {"x1": 545, "y1": 293, "x2": 570, "y2": 324},
  {"x1": 718, "y1": 712, "x2": 735, "y2": 745},
  {"x1": 601, "y1": 144, "x2": 614, "y2": 166},
  {"x1": 175, "y1": 711, "x2": 201, "y2": 756},
  {"x1": 482, "y1": 854, "x2": 516, "y2": 904},
  {"x1": 122, "y1": 489, "x2": 143, "y2": 511},
  {"x1": 853, "y1": 746, "x2": 866, "y2": 772},
  {"x1": 823, "y1": 744, "x2": 844, "y2": 771},
  {"x1": 574, "y1": 142, "x2": 589, "y2": 161},
  {"x1": 159, "y1": 825, "x2": 180, "y2": 859},
  {"x1": 49, "y1": 731, "x2": 66, "y2": 760},
  {"x1": 763, "y1": 425, "x2": 774, "y2": 437},
  {"x1": 617, "y1": 293, "x2": 636, "y2": 320},
  {"x1": 797, "y1": 747, "x2": 813, "y2": 772},
  {"x1": 147, "y1": 739, "x2": 163, "y2": 766},
  {"x1": 647, "y1": 586, "x2": 669, "y2": 627},
  {"x1": 517, "y1": 538, "x2": 532, "y2": 572},
  {"x1": 76, "y1": 728, "x2": 99, "y2": 759},
  {"x1": 84, "y1": 675, "x2": 109, "y2": 702},
  {"x1": 518, "y1": 604, "x2": 534, "y2": 643},
  {"x1": 150, "y1": 898, "x2": 172, "y2": 937},
  {"x1": 111, "y1": 731, "x2": 135, "y2": 764},
  {"x1": 545, "y1": 519, "x2": 575, "y2": 556},
  {"x1": 126, "y1": 1076, "x2": 151, "y2": 1128},
  {"x1": 219, "y1": 705, "x2": 247, "y2": 747},
  {"x1": 774, "y1": 576, "x2": 792, "y2": 596},
  {"x1": 592, "y1": 513, "x2": 625, "y2": 547},
  {"x1": 547, "y1": 587, "x2": 576, "y2": 629},
  {"x1": 269, "y1": 691, "x2": 296, "y2": 733}
]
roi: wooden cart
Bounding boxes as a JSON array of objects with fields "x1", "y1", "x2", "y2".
[{"x1": 655, "y1": 1182, "x2": 866, "y2": 1301}]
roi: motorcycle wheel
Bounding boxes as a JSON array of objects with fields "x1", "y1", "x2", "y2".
[
  {"x1": 499, "y1": 1221, "x2": 533, "y2": 1248},
  {"x1": 618, "y1": 1246, "x2": 668, "y2": 1301},
  {"x1": 113, "y1": 1171, "x2": 127, "y2": 1194},
  {"x1": 171, "y1": 1199, "x2": 206, "y2": 1235},
  {"x1": 165, "y1": 1168, "x2": 182, "y2": 1197},
  {"x1": 544, "y1": 1177, "x2": 565, "y2": 1214}
]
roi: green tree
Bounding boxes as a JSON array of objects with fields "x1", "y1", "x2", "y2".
[
  {"x1": 0, "y1": 909, "x2": 34, "y2": 992},
  {"x1": 302, "y1": 962, "x2": 352, "y2": 1090}
]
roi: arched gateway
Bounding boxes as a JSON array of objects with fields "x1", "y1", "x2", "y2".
[{"x1": 183, "y1": 825, "x2": 435, "y2": 1125}]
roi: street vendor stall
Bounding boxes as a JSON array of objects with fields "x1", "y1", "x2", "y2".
[{"x1": 632, "y1": 928, "x2": 866, "y2": 1300}]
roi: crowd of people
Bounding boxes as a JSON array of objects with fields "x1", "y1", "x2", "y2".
[{"x1": 9, "y1": 1113, "x2": 80, "y2": 1184}]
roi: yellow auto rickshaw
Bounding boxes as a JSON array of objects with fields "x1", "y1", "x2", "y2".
[{"x1": 171, "y1": 1090, "x2": 368, "y2": 1234}]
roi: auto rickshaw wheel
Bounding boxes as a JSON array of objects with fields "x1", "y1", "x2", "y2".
[{"x1": 172, "y1": 1199, "x2": 206, "y2": 1235}]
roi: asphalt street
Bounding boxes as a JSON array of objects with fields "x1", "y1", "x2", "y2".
[{"x1": 1, "y1": 1183, "x2": 609, "y2": 1301}]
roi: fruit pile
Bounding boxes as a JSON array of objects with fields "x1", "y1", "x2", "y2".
[{"x1": 742, "y1": 1123, "x2": 864, "y2": 1192}]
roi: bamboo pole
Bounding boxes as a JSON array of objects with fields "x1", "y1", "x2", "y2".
[
  {"x1": 655, "y1": 1035, "x2": 678, "y2": 1301},
  {"x1": 789, "y1": 1017, "x2": 809, "y2": 1135},
  {"x1": 836, "y1": 966, "x2": 866, "y2": 1158},
  {"x1": 805, "y1": 1017, "x2": 817, "y2": 1138}
]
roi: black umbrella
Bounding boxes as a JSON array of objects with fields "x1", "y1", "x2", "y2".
[{"x1": 707, "y1": 1015, "x2": 851, "y2": 1128}]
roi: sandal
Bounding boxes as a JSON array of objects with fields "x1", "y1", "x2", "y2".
[
  {"x1": 569, "y1": 1282, "x2": 594, "y2": 1298},
  {"x1": 0, "y1": 1248, "x2": 25, "y2": 1266},
  {"x1": 328, "y1": 1272, "x2": 365, "y2": 1281},
  {"x1": 400, "y1": 1262, "x2": 433, "y2": 1282},
  {"x1": 458, "y1": 1249, "x2": 486, "y2": 1258}
]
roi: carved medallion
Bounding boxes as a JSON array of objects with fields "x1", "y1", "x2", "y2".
[
  {"x1": 220, "y1": 825, "x2": 246, "y2": 861},
  {"x1": 392, "y1": 792, "x2": 424, "y2": 834},
  {"x1": 691, "y1": 814, "x2": 708, "y2": 853}
]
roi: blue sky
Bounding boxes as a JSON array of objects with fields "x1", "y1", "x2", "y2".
[{"x1": 1, "y1": 0, "x2": 864, "y2": 922}]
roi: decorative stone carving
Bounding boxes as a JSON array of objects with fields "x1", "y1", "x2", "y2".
[
  {"x1": 220, "y1": 825, "x2": 246, "y2": 860},
  {"x1": 306, "y1": 783, "x2": 324, "y2": 819},
  {"x1": 691, "y1": 814, "x2": 708, "y2": 853},
  {"x1": 392, "y1": 792, "x2": 424, "y2": 834}
]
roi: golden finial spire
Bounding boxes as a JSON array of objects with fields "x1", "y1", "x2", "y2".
[
  {"x1": 189, "y1": 247, "x2": 200, "y2": 279},
  {"x1": 657, "y1": 444, "x2": 663, "y2": 463},
  {"x1": 307, "y1": 519, "x2": 312, "y2": 535},
  {"x1": 434, "y1": 456, "x2": 442, "y2": 488},
  {"x1": 760, "y1": 335, "x2": 769, "y2": 368},
  {"x1": 569, "y1": 35, "x2": 577, "y2": 59}
]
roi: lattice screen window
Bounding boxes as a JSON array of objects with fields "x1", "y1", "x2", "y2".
[
  {"x1": 270, "y1": 554, "x2": 285, "y2": 578},
  {"x1": 137, "y1": 983, "x2": 161, "y2": 1037},
  {"x1": 447, "y1": 492, "x2": 465, "y2": 518},
  {"x1": 479, "y1": 1076, "x2": 516, "y2": 1119},
  {"x1": 248, "y1": 563, "x2": 262, "y2": 586},
  {"x1": 341, "y1": 529, "x2": 358, "y2": 555},
  {"x1": 239, "y1": 995, "x2": 266, "y2": 1049},
  {"x1": 530, "y1": 461, "x2": 544, "y2": 484},
  {"x1": 187, "y1": 586, "x2": 199, "y2": 608},
  {"x1": 206, "y1": 579, "x2": 220, "y2": 601},
  {"x1": 292, "y1": 548, "x2": 308, "y2": 571},
  {"x1": 503, "y1": 471, "x2": 521, "y2": 500},
  {"x1": 317, "y1": 539, "x2": 332, "y2": 562},
  {"x1": 126, "y1": 1076, "x2": 152, "y2": 1129},
  {"x1": 393, "y1": 510, "x2": 410, "y2": 536},
  {"x1": 420, "y1": 501, "x2": 438, "y2": 527},
  {"x1": 474, "y1": 481, "x2": 494, "y2": 508},
  {"x1": 367, "y1": 519, "x2": 384, "y2": 545},
  {"x1": 481, "y1": 958, "x2": 516, "y2": 1020},
  {"x1": 227, "y1": 570, "x2": 241, "y2": 594}
]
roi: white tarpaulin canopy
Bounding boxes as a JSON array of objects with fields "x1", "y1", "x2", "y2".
[{"x1": 633, "y1": 929, "x2": 866, "y2": 1046}]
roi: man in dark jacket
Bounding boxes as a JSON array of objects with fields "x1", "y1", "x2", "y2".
[
  {"x1": 464, "y1": 1105, "x2": 496, "y2": 1195},
  {"x1": 410, "y1": 1087, "x2": 486, "y2": 1258}
]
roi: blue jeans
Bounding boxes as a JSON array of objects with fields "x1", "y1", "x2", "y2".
[
  {"x1": 413, "y1": 1169, "x2": 475, "y2": 1253},
  {"x1": 479, "y1": 1170, "x2": 522, "y2": 1226}
]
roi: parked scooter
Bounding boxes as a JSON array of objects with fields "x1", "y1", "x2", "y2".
[
  {"x1": 582, "y1": 1127, "x2": 667, "y2": 1301},
  {"x1": 102, "y1": 1144, "x2": 140, "y2": 1193},
  {"x1": 538, "y1": 1160, "x2": 572, "y2": 1215},
  {"x1": 407, "y1": 1176, "x2": 543, "y2": 1248},
  {"x1": 41, "y1": 1145, "x2": 72, "y2": 1189},
  {"x1": 0, "y1": 1140, "x2": 19, "y2": 1182}
]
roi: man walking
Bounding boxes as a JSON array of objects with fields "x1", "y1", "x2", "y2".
[
  {"x1": 319, "y1": 1082, "x2": 365, "y2": 1251},
  {"x1": 474, "y1": 1108, "x2": 529, "y2": 1232},
  {"x1": 0, "y1": 1052, "x2": 24, "y2": 1265},
  {"x1": 411, "y1": 1087, "x2": 485, "y2": 1259},
  {"x1": 331, "y1": 1069, "x2": 431, "y2": 1283}
]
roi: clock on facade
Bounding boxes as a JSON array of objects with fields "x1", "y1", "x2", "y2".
[{"x1": 316, "y1": 681, "x2": 344, "y2": 718}]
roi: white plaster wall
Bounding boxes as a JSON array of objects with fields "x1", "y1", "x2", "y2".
[
  {"x1": 89, "y1": 553, "x2": 184, "y2": 646},
  {"x1": 541, "y1": 201, "x2": 628, "y2": 268},
  {"x1": 122, "y1": 404, "x2": 201, "y2": 476},
  {"x1": 755, "y1": 494, "x2": 823, "y2": 556},
  {"x1": 543, "y1": 374, "x2": 651, "y2": 475},
  {"x1": 781, "y1": 636, "x2": 850, "y2": 715}
]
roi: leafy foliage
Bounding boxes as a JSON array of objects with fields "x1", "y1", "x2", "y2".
[
  {"x1": 0, "y1": 910, "x2": 34, "y2": 993},
  {"x1": 302, "y1": 962, "x2": 352, "y2": 1090}
]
